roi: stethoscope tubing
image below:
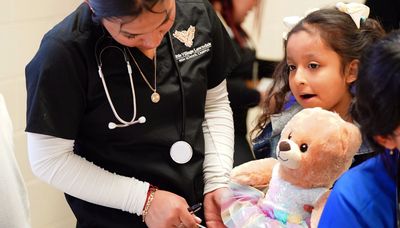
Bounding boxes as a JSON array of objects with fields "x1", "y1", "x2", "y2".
[
  {"x1": 94, "y1": 29, "x2": 187, "y2": 142},
  {"x1": 167, "y1": 31, "x2": 186, "y2": 140},
  {"x1": 97, "y1": 46, "x2": 139, "y2": 126}
]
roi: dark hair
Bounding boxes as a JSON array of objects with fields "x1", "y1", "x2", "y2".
[
  {"x1": 88, "y1": 0, "x2": 162, "y2": 23},
  {"x1": 253, "y1": 7, "x2": 385, "y2": 137},
  {"x1": 209, "y1": 0, "x2": 262, "y2": 47},
  {"x1": 352, "y1": 30, "x2": 400, "y2": 152}
]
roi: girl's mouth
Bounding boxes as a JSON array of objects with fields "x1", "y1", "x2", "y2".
[{"x1": 300, "y1": 94, "x2": 316, "y2": 99}]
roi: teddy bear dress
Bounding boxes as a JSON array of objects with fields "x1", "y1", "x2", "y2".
[{"x1": 222, "y1": 164, "x2": 328, "y2": 228}]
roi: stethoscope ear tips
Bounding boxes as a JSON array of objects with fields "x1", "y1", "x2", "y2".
[
  {"x1": 138, "y1": 116, "x2": 146, "y2": 124},
  {"x1": 108, "y1": 122, "x2": 117, "y2": 129},
  {"x1": 108, "y1": 116, "x2": 146, "y2": 129}
]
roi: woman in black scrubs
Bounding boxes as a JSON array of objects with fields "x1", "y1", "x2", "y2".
[{"x1": 25, "y1": 0, "x2": 240, "y2": 227}]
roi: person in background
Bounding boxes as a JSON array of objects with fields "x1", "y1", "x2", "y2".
[
  {"x1": 25, "y1": 0, "x2": 240, "y2": 227},
  {"x1": 210, "y1": 0, "x2": 277, "y2": 166},
  {"x1": 319, "y1": 29, "x2": 400, "y2": 228},
  {"x1": 365, "y1": 0, "x2": 400, "y2": 32},
  {"x1": 251, "y1": 2, "x2": 385, "y2": 168},
  {"x1": 0, "y1": 94, "x2": 30, "y2": 228}
]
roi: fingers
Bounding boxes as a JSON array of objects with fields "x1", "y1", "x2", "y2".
[
  {"x1": 193, "y1": 215, "x2": 202, "y2": 224},
  {"x1": 176, "y1": 204, "x2": 203, "y2": 228},
  {"x1": 175, "y1": 220, "x2": 205, "y2": 228},
  {"x1": 179, "y1": 209, "x2": 198, "y2": 228},
  {"x1": 145, "y1": 190, "x2": 202, "y2": 228}
]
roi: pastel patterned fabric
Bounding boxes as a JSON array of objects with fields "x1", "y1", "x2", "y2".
[{"x1": 222, "y1": 165, "x2": 328, "y2": 228}]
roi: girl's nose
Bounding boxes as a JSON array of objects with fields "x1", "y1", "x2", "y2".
[{"x1": 293, "y1": 68, "x2": 307, "y2": 85}]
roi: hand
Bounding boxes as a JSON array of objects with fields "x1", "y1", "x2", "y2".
[
  {"x1": 144, "y1": 190, "x2": 201, "y2": 228},
  {"x1": 203, "y1": 188, "x2": 228, "y2": 228}
]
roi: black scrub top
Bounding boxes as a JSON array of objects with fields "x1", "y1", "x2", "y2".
[{"x1": 25, "y1": 0, "x2": 240, "y2": 227}]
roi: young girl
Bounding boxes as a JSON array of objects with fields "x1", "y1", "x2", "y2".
[
  {"x1": 252, "y1": 2, "x2": 385, "y2": 167},
  {"x1": 222, "y1": 3, "x2": 386, "y2": 227}
]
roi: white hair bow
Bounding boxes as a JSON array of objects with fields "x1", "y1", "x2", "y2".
[
  {"x1": 336, "y1": 2, "x2": 370, "y2": 29},
  {"x1": 282, "y1": 8, "x2": 319, "y2": 40},
  {"x1": 282, "y1": 16, "x2": 302, "y2": 39}
]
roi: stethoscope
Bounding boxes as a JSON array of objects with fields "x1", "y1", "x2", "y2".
[{"x1": 94, "y1": 30, "x2": 193, "y2": 164}]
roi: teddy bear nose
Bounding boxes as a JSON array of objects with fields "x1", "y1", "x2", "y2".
[{"x1": 279, "y1": 141, "x2": 291, "y2": 151}]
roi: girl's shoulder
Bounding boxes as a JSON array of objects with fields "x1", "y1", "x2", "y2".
[
  {"x1": 270, "y1": 103, "x2": 303, "y2": 136},
  {"x1": 253, "y1": 103, "x2": 302, "y2": 158},
  {"x1": 254, "y1": 102, "x2": 302, "y2": 146}
]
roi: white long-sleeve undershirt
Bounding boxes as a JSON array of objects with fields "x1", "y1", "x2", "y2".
[
  {"x1": 27, "y1": 133, "x2": 149, "y2": 215},
  {"x1": 27, "y1": 79, "x2": 234, "y2": 215},
  {"x1": 202, "y1": 79, "x2": 234, "y2": 193}
]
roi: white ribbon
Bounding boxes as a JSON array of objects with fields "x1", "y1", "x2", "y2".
[
  {"x1": 282, "y1": 8, "x2": 319, "y2": 40},
  {"x1": 282, "y1": 16, "x2": 303, "y2": 40},
  {"x1": 336, "y1": 2, "x2": 370, "y2": 29}
]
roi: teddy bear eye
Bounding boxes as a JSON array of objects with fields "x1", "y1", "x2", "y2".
[
  {"x1": 288, "y1": 132, "x2": 292, "y2": 140},
  {"x1": 300, "y1": 144, "x2": 308, "y2": 152}
]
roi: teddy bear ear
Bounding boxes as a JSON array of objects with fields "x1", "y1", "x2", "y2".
[{"x1": 341, "y1": 122, "x2": 362, "y2": 160}]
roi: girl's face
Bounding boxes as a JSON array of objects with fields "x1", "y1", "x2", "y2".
[
  {"x1": 287, "y1": 30, "x2": 357, "y2": 119},
  {"x1": 102, "y1": 0, "x2": 175, "y2": 51},
  {"x1": 232, "y1": 0, "x2": 258, "y2": 24}
]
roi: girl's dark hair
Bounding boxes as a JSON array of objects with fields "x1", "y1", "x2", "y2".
[
  {"x1": 252, "y1": 7, "x2": 385, "y2": 138},
  {"x1": 352, "y1": 30, "x2": 400, "y2": 152},
  {"x1": 88, "y1": 0, "x2": 162, "y2": 23}
]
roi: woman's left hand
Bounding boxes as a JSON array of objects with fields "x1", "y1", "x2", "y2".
[{"x1": 203, "y1": 187, "x2": 228, "y2": 228}]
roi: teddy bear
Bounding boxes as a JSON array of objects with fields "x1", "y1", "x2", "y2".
[{"x1": 222, "y1": 107, "x2": 362, "y2": 227}]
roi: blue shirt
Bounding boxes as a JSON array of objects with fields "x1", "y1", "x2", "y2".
[{"x1": 319, "y1": 150, "x2": 397, "y2": 228}]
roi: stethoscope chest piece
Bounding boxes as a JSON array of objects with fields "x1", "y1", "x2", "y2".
[{"x1": 170, "y1": 141, "x2": 193, "y2": 164}]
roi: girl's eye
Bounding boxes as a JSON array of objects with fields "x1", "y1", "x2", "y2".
[
  {"x1": 308, "y1": 63, "x2": 319, "y2": 69},
  {"x1": 287, "y1": 64, "x2": 296, "y2": 72}
]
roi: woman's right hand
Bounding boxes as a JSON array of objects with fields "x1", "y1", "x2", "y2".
[{"x1": 144, "y1": 190, "x2": 201, "y2": 228}]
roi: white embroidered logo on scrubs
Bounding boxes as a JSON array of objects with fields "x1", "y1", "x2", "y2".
[
  {"x1": 173, "y1": 25, "x2": 195, "y2": 48},
  {"x1": 174, "y1": 42, "x2": 212, "y2": 63}
]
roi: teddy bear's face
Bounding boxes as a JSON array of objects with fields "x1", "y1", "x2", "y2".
[{"x1": 276, "y1": 108, "x2": 361, "y2": 188}]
